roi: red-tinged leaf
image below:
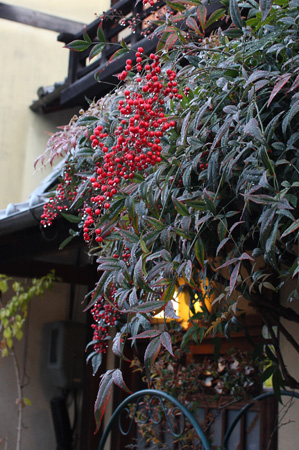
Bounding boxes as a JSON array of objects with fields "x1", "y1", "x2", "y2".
[
  {"x1": 112, "y1": 369, "x2": 132, "y2": 393},
  {"x1": 83, "y1": 26, "x2": 92, "y2": 44},
  {"x1": 186, "y1": 16, "x2": 200, "y2": 33},
  {"x1": 260, "y1": 0, "x2": 273, "y2": 22},
  {"x1": 203, "y1": 189, "x2": 216, "y2": 215},
  {"x1": 133, "y1": 257, "x2": 155, "y2": 293},
  {"x1": 66, "y1": 39, "x2": 91, "y2": 52},
  {"x1": 97, "y1": 22, "x2": 106, "y2": 43},
  {"x1": 244, "y1": 118, "x2": 265, "y2": 144},
  {"x1": 230, "y1": 221, "x2": 245, "y2": 233},
  {"x1": 172, "y1": 196, "x2": 190, "y2": 216},
  {"x1": 108, "y1": 47, "x2": 130, "y2": 64},
  {"x1": 166, "y1": 1, "x2": 187, "y2": 11},
  {"x1": 244, "y1": 70, "x2": 271, "y2": 88},
  {"x1": 229, "y1": 261, "x2": 241, "y2": 296},
  {"x1": 217, "y1": 257, "x2": 239, "y2": 270},
  {"x1": 286, "y1": 74, "x2": 299, "y2": 93},
  {"x1": 122, "y1": 300, "x2": 164, "y2": 314},
  {"x1": 92, "y1": 352, "x2": 103, "y2": 375},
  {"x1": 239, "y1": 252, "x2": 254, "y2": 261},
  {"x1": 164, "y1": 33, "x2": 178, "y2": 51},
  {"x1": 281, "y1": 219, "x2": 299, "y2": 238},
  {"x1": 144, "y1": 336, "x2": 162, "y2": 377},
  {"x1": 161, "y1": 282, "x2": 176, "y2": 302},
  {"x1": 160, "y1": 331, "x2": 174, "y2": 356},
  {"x1": 197, "y1": 5, "x2": 207, "y2": 30},
  {"x1": 128, "y1": 330, "x2": 162, "y2": 340},
  {"x1": 112, "y1": 333, "x2": 130, "y2": 361},
  {"x1": 89, "y1": 43, "x2": 105, "y2": 61},
  {"x1": 216, "y1": 237, "x2": 231, "y2": 256},
  {"x1": 205, "y1": 8, "x2": 226, "y2": 29},
  {"x1": 94, "y1": 370, "x2": 114, "y2": 432},
  {"x1": 229, "y1": 0, "x2": 244, "y2": 30},
  {"x1": 267, "y1": 74, "x2": 291, "y2": 107},
  {"x1": 165, "y1": 300, "x2": 180, "y2": 319}
]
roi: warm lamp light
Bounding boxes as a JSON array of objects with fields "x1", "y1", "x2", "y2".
[{"x1": 153, "y1": 278, "x2": 214, "y2": 327}]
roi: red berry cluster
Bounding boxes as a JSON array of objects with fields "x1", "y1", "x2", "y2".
[
  {"x1": 41, "y1": 48, "x2": 182, "y2": 243},
  {"x1": 81, "y1": 48, "x2": 181, "y2": 243},
  {"x1": 90, "y1": 285, "x2": 121, "y2": 354},
  {"x1": 41, "y1": 165, "x2": 78, "y2": 227}
]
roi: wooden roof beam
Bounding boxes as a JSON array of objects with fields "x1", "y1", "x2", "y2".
[{"x1": 0, "y1": 3, "x2": 85, "y2": 34}]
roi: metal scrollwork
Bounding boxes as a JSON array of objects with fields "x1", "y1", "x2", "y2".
[{"x1": 98, "y1": 389, "x2": 212, "y2": 450}]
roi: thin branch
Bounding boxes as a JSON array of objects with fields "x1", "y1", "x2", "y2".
[{"x1": 11, "y1": 349, "x2": 23, "y2": 450}]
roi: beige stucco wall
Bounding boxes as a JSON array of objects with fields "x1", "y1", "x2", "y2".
[
  {"x1": 0, "y1": 0, "x2": 109, "y2": 209},
  {"x1": 0, "y1": 281, "x2": 87, "y2": 450},
  {"x1": 278, "y1": 278, "x2": 299, "y2": 450}
]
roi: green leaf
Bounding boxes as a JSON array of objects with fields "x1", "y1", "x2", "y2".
[
  {"x1": 60, "y1": 212, "x2": 81, "y2": 224},
  {"x1": 282, "y1": 100, "x2": 299, "y2": 135},
  {"x1": 260, "y1": 0, "x2": 273, "y2": 22},
  {"x1": 83, "y1": 27, "x2": 92, "y2": 44},
  {"x1": 203, "y1": 189, "x2": 216, "y2": 215},
  {"x1": 97, "y1": 22, "x2": 106, "y2": 43},
  {"x1": 128, "y1": 330, "x2": 162, "y2": 340},
  {"x1": 145, "y1": 216, "x2": 165, "y2": 230},
  {"x1": 160, "y1": 331, "x2": 174, "y2": 356},
  {"x1": 23, "y1": 397, "x2": 32, "y2": 406},
  {"x1": 281, "y1": 219, "x2": 299, "y2": 238},
  {"x1": 112, "y1": 369, "x2": 132, "y2": 393},
  {"x1": 144, "y1": 336, "x2": 162, "y2": 378},
  {"x1": 109, "y1": 47, "x2": 130, "y2": 63},
  {"x1": 172, "y1": 196, "x2": 190, "y2": 216},
  {"x1": 229, "y1": 0, "x2": 244, "y2": 30},
  {"x1": 76, "y1": 115, "x2": 99, "y2": 126},
  {"x1": 194, "y1": 236, "x2": 205, "y2": 268},
  {"x1": 197, "y1": 5, "x2": 207, "y2": 30},
  {"x1": 205, "y1": 8, "x2": 226, "y2": 29},
  {"x1": 133, "y1": 257, "x2": 155, "y2": 293},
  {"x1": 89, "y1": 43, "x2": 105, "y2": 61},
  {"x1": 94, "y1": 370, "x2": 115, "y2": 432},
  {"x1": 66, "y1": 40, "x2": 91, "y2": 52},
  {"x1": 92, "y1": 352, "x2": 103, "y2": 375}
]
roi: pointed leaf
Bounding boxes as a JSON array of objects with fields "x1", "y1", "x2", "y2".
[
  {"x1": 186, "y1": 16, "x2": 200, "y2": 33},
  {"x1": 229, "y1": 0, "x2": 244, "y2": 30},
  {"x1": 92, "y1": 352, "x2": 103, "y2": 375},
  {"x1": 281, "y1": 219, "x2": 299, "y2": 238},
  {"x1": 205, "y1": 8, "x2": 226, "y2": 29},
  {"x1": 197, "y1": 5, "x2": 207, "y2": 30},
  {"x1": 123, "y1": 300, "x2": 164, "y2": 314},
  {"x1": 267, "y1": 74, "x2": 291, "y2": 107},
  {"x1": 133, "y1": 257, "x2": 155, "y2": 292},
  {"x1": 112, "y1": 333, "x2": 130, "y2": 361},
  {"x1": 172, "y1": 196, "x2": 190, "y2": 216},
  {"x1": 194, "y1": 236, "x2": 205, "y2": 268},
  {"x1": 244, "y1": 118, "x2": 266, "y2": 144},
  {"x1": 144, "y1": 336, "x2": 162, "y2": 377},
  {"x1": 66, "y1": 40, "x2": 91, "y2": 52},
  {"x1": 94, "y1": 370, "x2": 114, "y2": 432},
  {"x1": 112, "y1": 369, "x2": 132, "y2": 393},
  {"x1": 128, "y1": 330, "x2": 162, "y2": 340},
  {"x1": 282, "y1": 100, "x2": 299, "y2": 135},
  {"x1": 97, "y1": 22, "x2": 106, "y2": 43},
  {"x1": 229, "y1": 261, "x2": 241, "y2": 296},
  {"x1": 60, "y1": 212, "x2": 81, "y2": 223},
  {"x1": 259, "y1": 0, "x2": 273, "y2": 22},
  {"x1": 216, "y1": 237, "x2": 231, "y2": 256},
  {"x1": 89, "y1": 43, "x2": 105, "y2": 61},
  {"x1": 160, "y1": 332, "x2": 174, "y2": 356}
]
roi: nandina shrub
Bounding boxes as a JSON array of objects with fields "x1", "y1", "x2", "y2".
[{"x1": 38, "y1": 0, "x2": 299, "y2": 428}]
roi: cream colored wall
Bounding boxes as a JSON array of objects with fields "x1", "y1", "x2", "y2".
[
  {"x1": 0, "y1": 281, "x2": 87, "y2": 450},
  {"x1": 278, "y1": 279, "x2": 299, "y2": 450},
  {"x1": 0, "y1": 0, "x2": 109, "y2": 209}
]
